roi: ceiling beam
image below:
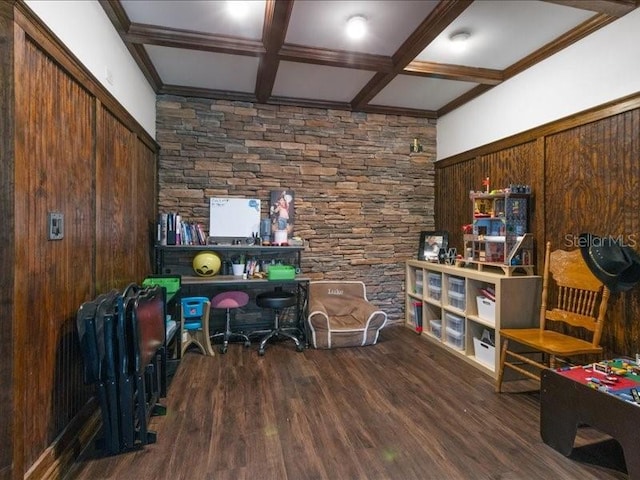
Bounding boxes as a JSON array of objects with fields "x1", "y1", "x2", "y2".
[
  {"x1": 255, "y1": 0, "x2": 294, "y2": 103},
  {"x1": 125, "y1": 24, "x2": 265, "y2": 56},
  {"x1": 403, "y1": 61, "x2": 503, "y2": 85},
  {"x1": 542, "y1": 0, "x2": 638, "y2": 17},
  {"x1": 99, "y1": 0, "x2": 130, "y2": 35},
  {"x1": 278, "y1": 45, "x2": 393, "y2": 72},
  {"x1": 350, "y1": 0, "x2": 473, "y2": 110},
  {"x1": 159, "y1": 84, "x2": 257, "y2": 103}
]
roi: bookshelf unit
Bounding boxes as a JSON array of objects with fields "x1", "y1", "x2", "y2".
[{"x1": 405, "y1": 260, "x2": 541, "y2": 378}]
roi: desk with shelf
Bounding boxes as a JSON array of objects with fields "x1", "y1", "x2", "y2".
[
  {"x1": 155, "y1": 245, "x2": 309, "y2": 344},
  {"x1": 155, "y1": 244, "x2": 303, "y2": 276},
  {"x1": 406, "y1": 260, "x2": 541, "y2": 379}
]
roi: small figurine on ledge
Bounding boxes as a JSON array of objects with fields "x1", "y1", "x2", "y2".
[{"x1": 482, "y1": 176, "x2": 490, "y2": 194}]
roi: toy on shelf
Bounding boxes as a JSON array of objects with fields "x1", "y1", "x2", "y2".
[{"x1": 459, "y1": 184, "x2": 534, "y2": 276}]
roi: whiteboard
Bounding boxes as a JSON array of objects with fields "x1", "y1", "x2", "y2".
[{"x1": 209, "y1": 197, "x2": 261, "y2": 238}]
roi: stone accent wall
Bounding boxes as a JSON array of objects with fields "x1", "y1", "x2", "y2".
[{"x1": 156, "y1": 96, "x2": 436, "y2": 323}]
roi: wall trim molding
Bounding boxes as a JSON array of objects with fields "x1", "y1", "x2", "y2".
[{"x1": 24, "y1": 401, "x2": 99, "y2": 480}]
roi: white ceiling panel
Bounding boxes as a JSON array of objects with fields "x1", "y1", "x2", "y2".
[
  {"x1": 146, "y1": 45, "x2": 259, "y2": 92},
  {"x1": 416, "y1": 0, "x2": 594, "y2": 69},
  {"x1": 121, "y1": 0, "x2": 266, "y2": 40},
  {"x1": 101, "y1": 0, "x2": 636, "y2": 117},
  {"x1": 272, "y1": 61, "x2": 375, "y2": 102},
  {"x1": 285, "y1": 0, "x2": 439, "y2": 56},
  {"x1": 371, "y1": 74, "x2": 478, "y2": 111}
]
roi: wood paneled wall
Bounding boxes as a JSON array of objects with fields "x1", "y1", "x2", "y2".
[
  {"x1": 14, "y1": 30, "x2": 96, "y2": 474},
  {"x1": 0, "y1": 3, "x2": 16, "y2": 477},
  {"x1": 435, "y1": 95, "x2": 640, "y2": 356},
  {"x1": 0, "y1": 4, "x2": 159, "y2": 479}
]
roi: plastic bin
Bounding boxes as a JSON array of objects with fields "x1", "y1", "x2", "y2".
[
  {"x1": 476, "y1": 296, "x2": 496, "y2": 323},
  {"x1": 448, "y1": 276, "x2": 465, "y2": 295},
  {"x1": 428, "y1": 272, "x2": 442, "y2": 288},
  {"x1": 448, "y1": 290, "x2": 465, "y2": 310},
  {"x1": 415, "y1": 271, "x2": 424, "y2": 294},
  {"x1": 445, "y1": 326, "x2": 464, "y2": 350},
  {"x1": 429, "y1": 319, "x2": 442, "y2": 339},
  {"x1": 428, "y1": 285, "x2": 442, "y2": 301},
  {"x1": 445, "y1": 312, "x2": 464, "y2": 335},
  {"x1": 473, "y1": 337, "x2": 495, "y2": 368}
]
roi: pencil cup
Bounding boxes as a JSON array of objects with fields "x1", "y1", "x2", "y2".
[{"x1": 232, "y1": 264, "x2": 245, "y2": 276}]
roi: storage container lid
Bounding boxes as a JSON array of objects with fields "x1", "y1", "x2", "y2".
[{"x1": 445, "y1": 312, "x2": 463, "y2": 322}]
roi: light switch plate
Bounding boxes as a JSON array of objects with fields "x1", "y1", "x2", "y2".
[{"x1": 48, "y1": 212, "x2": 64, "y2": 240}]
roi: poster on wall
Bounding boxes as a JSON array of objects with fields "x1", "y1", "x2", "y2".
[{"x1": 269, "y1": 190, "x2": 295, "y2": 244}]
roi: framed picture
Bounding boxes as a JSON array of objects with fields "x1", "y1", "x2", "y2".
[
  {"x1": 418, "y1": 231, "x2": 449, "y2": 262},
  {"x1": 269, "y1": 190, "x2": 295, "y2": 242}
]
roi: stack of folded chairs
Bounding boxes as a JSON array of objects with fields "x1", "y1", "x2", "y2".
[{"x1": 76, "y1": 283, "x2": 168, "y2": 455}]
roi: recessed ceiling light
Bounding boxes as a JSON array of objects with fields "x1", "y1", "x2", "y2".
[
  {"x1": 227, "y1": 0, "x2": 249, "y2": 19},
  {"x1": 346, "y1": 15, "x2": 367, "y2": 40}
]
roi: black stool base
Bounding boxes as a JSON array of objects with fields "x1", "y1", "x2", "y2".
[
  {"x1": 258, "y1": 328, "x2": 304, "y2": 356},
  {"x1": 256, "y1": 289, "x2": 303, "y2": 356}
]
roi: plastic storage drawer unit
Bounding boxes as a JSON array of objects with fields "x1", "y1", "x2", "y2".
[
  {"x1": 445, "y1": 312, "x2": 464, "y2": 335},
  {"x1": 429, "y1": 319, "x2": 442, "y2": 339},
  {"x1": 428, "y1": 285, "x2": 442, "y2": 301},
  {"x1": 428, "y1": 272, "x2": 442, "y2": 288},
  {"x1": 448, "y1": 291, "x2": 465, "y2": 310},
  {"x1": 415, "y1": 270, "x2": 424, "y2": 294},
  {"x1": 445, "y1": 326, "x2": 464, "y2": 350},
  {"x1": 448, "y1": 276, "x2": 465, "y2": 295}
]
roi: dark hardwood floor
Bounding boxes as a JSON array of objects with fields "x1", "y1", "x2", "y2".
[{"x1": 68, "y1": 325, "x2": 628, "y2": 480}]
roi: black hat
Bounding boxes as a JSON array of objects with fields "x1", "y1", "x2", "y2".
[{"x1": 579, "y1": 233, "x2": 640, "y2": 293}]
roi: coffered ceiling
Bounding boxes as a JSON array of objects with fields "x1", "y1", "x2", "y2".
[{"x1": 100, "y1": 0, "x2": 638, "y2": 118}]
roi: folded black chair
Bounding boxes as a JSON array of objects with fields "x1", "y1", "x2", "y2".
[
  {"x1": 130, "y1": 285, "x2": 167, "y2": 446},
  {"x1": 76, "y1": 290, "x2": 121, "y2": 455},
  {"x1": 141, "y1": 274, "x2": 181, "y2": 393},
  {"x1": 115, "y1": 289, "x2": 138, "y2": 451},
  {"x1": 76, "y1": 284, "x2": 169, "y2": 455}
]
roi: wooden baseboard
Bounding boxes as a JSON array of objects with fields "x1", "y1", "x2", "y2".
[{"x1": 24, "y1": 399, "x2": 99, "y2": 480}]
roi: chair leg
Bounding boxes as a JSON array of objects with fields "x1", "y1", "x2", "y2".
[
  {"x1": 258, "y1": 310, "x2": 303, "y2": 356},
  {"x1": 211, "y1": 309, "x2": 250, "y2": 354},
  {"x1": 495, "y1": 339, "x2": 509, "y2": 393}
]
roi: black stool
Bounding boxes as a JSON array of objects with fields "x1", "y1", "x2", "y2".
[{"x1": 256, "y1": 289, "x2": 304, "y2": 356}]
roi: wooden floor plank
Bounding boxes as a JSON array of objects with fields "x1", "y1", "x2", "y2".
[{"x1": 68, "y1": 325, "x2": 628, "y2": 479}]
